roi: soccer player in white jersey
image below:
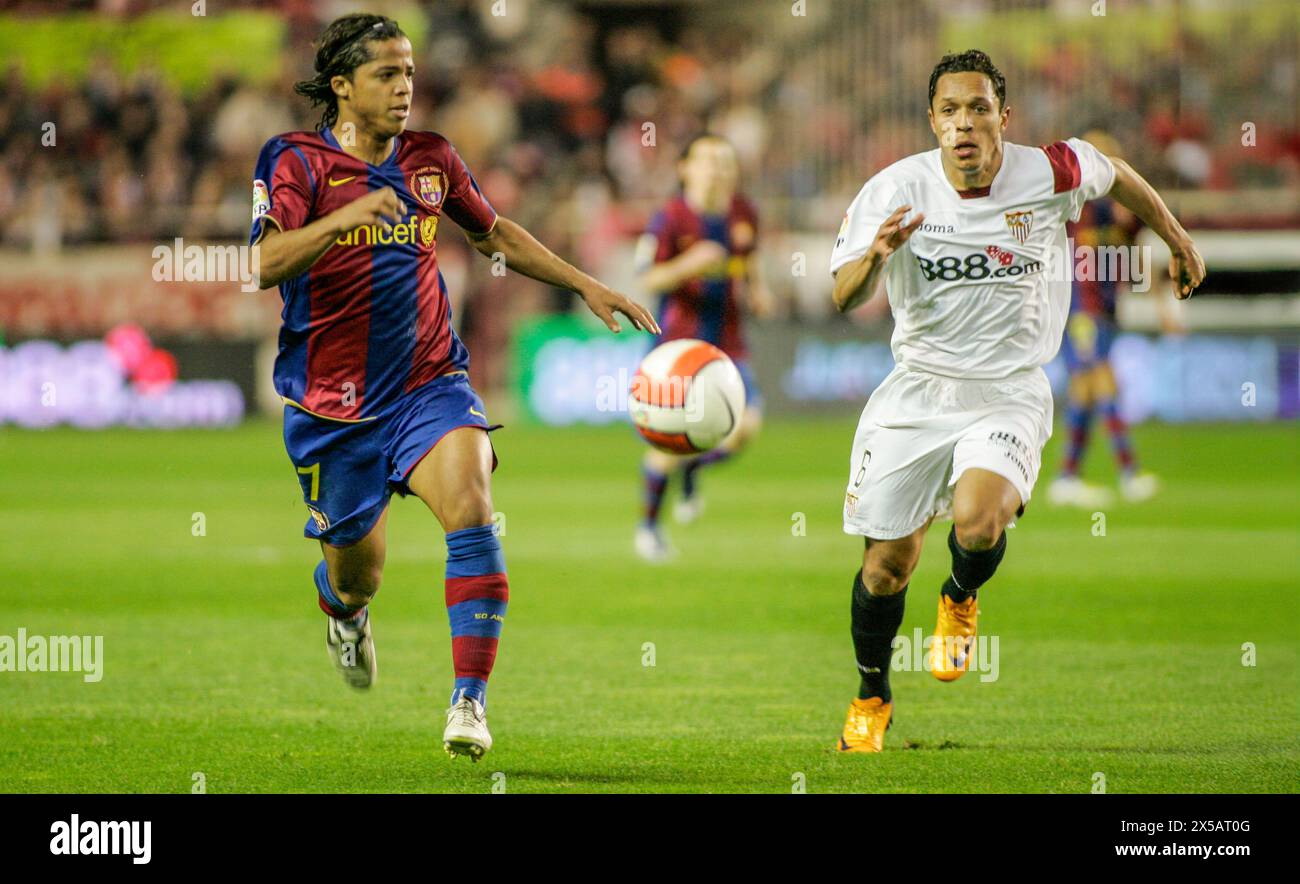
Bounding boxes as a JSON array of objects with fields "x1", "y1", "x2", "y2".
[{"x1": 828, "y1": 50, "x2": 1204, "y2": 752}]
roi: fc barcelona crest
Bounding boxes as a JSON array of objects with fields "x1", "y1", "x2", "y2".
[
  {"x1": 1004, "y1": 209, "x2": 1033, "y2": 245},
  {"x1": 410, "y1": 166, "x2": 446, "y2": 210},
  {"x1": 307, "y1": 506, "x2": 330, "y2": 533}
]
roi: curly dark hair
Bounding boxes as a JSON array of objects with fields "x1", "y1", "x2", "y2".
[
  {"x1": 928, "y1": 49, "x2": 1006, "y2": 110},
  {"x1": 293, "y1": 13, "x2": 407, "y2": 129}
]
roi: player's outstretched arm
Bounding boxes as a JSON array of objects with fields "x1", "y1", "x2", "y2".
[
  {"x1": 256, "y1": 188, "x2": 407, "y2": 289},
  {"x1": 466, "y1": 217, "x2": 660, "y2": 334},
  {"x1": 832, "y1": 205, "x2": 924, "y2": 313},
  {"x1": 1107, "y1": 159, "x2": 1206, "y2": 299}
]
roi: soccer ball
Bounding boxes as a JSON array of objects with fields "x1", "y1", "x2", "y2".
[{"x1": 628, "y1": 339, "x2": 745, "y2": 454}]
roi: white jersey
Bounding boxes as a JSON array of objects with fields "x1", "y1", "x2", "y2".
[{"x1": 830, "y1": 139, "x2": 1115, "y2": 379}]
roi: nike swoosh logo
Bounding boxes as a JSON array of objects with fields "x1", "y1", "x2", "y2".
[
  {"x1": 328, "y1": 176, "x2": 357, "y2": 187},
  {"x1": 469, "y1": 406, "x2": 486, "y2": 419}
]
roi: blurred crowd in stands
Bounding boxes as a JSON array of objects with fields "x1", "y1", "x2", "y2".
[
  {"x1": 2, "y1": 0, "x2": 1296, "y2": 254},
  {"x1": 2, "y1": 0, "x2": 1289, "y2": 392},
  {"x1": 2, "y1": 0, "x2": 1294, "y2": 395}
]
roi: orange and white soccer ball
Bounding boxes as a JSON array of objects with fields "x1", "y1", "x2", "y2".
[{"x1": 628, "y1": 339, "x2": 746, "y2": 454}]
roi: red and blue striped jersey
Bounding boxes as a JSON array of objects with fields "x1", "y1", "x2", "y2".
[
  {"x1": 250, "y1": 128, "x2": 497, "y2": 421},
  {"x1": 641, "y1": 193, "x2": 758, "y2": 360},
  {"x1": 1067, "y1": 197, "x2": 1140, "y2": 322}
]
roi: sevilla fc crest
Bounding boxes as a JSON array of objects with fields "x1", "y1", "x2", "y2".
[
  {"x1": 410, "y1": 166, "x2": 446, "y2": 210},
  {"x1": 1004, "y1": 210, "x2": 1033, "y2": 245}
]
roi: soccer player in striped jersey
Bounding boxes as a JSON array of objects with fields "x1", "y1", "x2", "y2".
[
  {"x1": 828, "y1": 51, "x2": 1203, "y2": 751},
  {"x1": 251, "y1": 14, "x2": 658, "y2": 761},
  {"x1": 631, "y1": 134, "x2": 771, "y2": 562},
  {"x1": 1047, "y1": 131, "x2": 1175, "y2": 508}
]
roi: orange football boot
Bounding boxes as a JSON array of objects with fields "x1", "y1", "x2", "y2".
[
  {"x1": 930, "y1": 593, "x2": 978, "y2": 681},
  {"x1": 837, "y1": 697, "x2": 892, "y2": 753}
]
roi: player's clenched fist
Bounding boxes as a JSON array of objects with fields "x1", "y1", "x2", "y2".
[
  {"x1": 870, "y1": 205, "x2": 926, "y2": 260},
  {"x1": 333, "y1": 186, "x2": 407, "y2": 232},
  {"x1": 1169, "y1": 241, "x2": 1206, "y2": 300}
]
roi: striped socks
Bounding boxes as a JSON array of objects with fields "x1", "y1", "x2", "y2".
[
  {"x1": 314, "y1": 560, "x2": 367, "y2": 626},
  {"x1": 642, "y1": 466, "x2": 669, "y2": 527},
  {"x1": 444, "y1": 524, "x2": 509, "y2": 708},
  {"x1": 1061, "y1": 401, "x2": 1091, "y2": 477},
  {"x1": 1097, "y1": 396, "x2": 1136, "y2": 474},
  {"x1": 681, "y1": 448, "x2": 732, "y2": 500}
]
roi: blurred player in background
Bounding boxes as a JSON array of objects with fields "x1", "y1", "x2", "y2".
[
  {"x1": 829, "y1": 51, "x2": 1204, "y2": 752},
  {"x1": 251, "y1": 13, "x2": 657, "y2": 761},
  {"x1": 631, "y1": 134, "x2": 771, "y2": 562},
  {"x1": 1047, "y1": 131, "x2": 1179, "y2": 508}
]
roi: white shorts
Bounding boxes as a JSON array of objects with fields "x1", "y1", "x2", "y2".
[{"x1": 842, "y1": 366, "x2": 1054, "y2": 540}]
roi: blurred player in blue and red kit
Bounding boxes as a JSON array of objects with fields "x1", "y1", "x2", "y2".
[
  {"x1": 251, "y1": 13, "x2": 658, "y2": 760},
  {"x1": 631, "y1": 134, "x2": 772, "y2": 562},
  {"x1": 1047, "y1": 131, "x2": 1171, "y2": 508}
]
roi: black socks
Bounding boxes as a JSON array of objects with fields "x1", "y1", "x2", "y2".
[
  {"x1": 940, "y1": 526, "x2": 1007, "y2": 603},
  {"x1": 850, "y1": 528, "x2": 1007, "y2": 699},
  {"x1": 850, "y1": 570, "x2": 907, "y2": 702}
]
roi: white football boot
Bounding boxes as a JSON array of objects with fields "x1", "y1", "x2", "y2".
[
  {"x1": 443, "y1": 695, "x2": 492, "y2": 761},
  {"x1": 634, "y1": 524, "x2": 674, "y2": 563},
  {"x1": 326, "y1": 612, "x2": 376, "y2": 690},
  {"x1": 1047, "y1": 475, "x2": 1115, "y2": 508},
  {"x1": 673, "y1": 493, "x2": 705, "y2": 524},
  {"x1": 1120, "y1": 471, "x2": 1159, "y2": 502}
]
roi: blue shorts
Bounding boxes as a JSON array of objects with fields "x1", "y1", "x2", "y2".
[
  {"x1": 1060, "y1": 313, "x2": 1116, "y2": 373},
  {"x1": 735, "y1": 359, "x2": 763, "y2": 409},
  {"x1": 282, "y1": 373, "x2": 501, "y2": 547}
]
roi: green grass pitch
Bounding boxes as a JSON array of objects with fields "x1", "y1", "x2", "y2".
[{"x1": 1, "y1": 415, "x2": 1296, "y2": 793}]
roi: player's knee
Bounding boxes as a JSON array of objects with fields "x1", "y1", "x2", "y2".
[
  {"x1": 644, "y1": 448, "x2": 679, "y2": 474},
  {"x1": 1067, "y1": 373, "x2": 1092, "y2": 405},
  {"x1": 953, "y1": 515, "x2": 1005, "y2": 552},
  {"x1": 952, "y1": 490, "x2": 1017, "y2": 550},
  {"x1": 862, "y1": 557, "x2": 913, "y2": 596},
  {"x1": 1095, "y1": 365, "x2": 1118, "y2": 398},
  {"x1": 439, "y1": 493, "x2": 494, "y2": 533},
  {"x1": 333, "y1": 566, "x2": 383, "y2": 606}
]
